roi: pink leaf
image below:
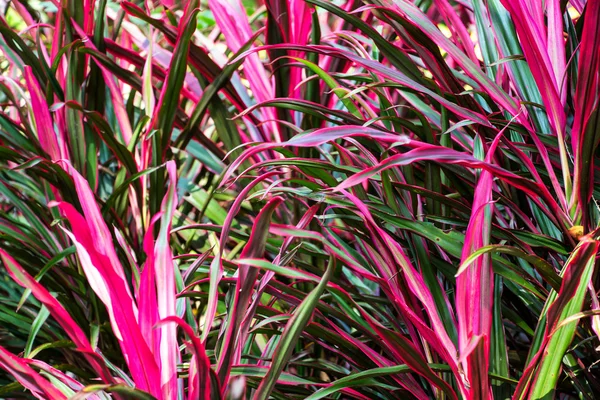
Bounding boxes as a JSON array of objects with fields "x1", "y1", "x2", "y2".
[
  {"x1": 0, "y1": 250, "x2": 113, "y2": 384},
  {"x1": 571, "y1": 0, "x2": 600, "y2": 223},
  {"x1": 333, "y1": 143, "x2": 567, "y2": 227},
  {"x1": 455, "y1": 132, "x2": 505, "y2": 399},
  {"x1": 51, "y1": 166, "x2": 162, "y2": 398},
  {"x1": 208, "y1": 0, "x2": 279, "y2": 141},
  {"x1": 139, "y1": 214, "x2": 162, "y2": 359},
  {"x1": 24, "y1": 66, "x2": 67, "y2": 161},
  {"x1": 216, "y1": 196, "x2": 284, "y2": 391},
  {"x1": 29, "y1": 359, "x2": 102, "y2": 398},
  {"x1": 153, "y1": 160, "x2": 180, "y2": 399},
  {"x1": 202, "y1": 171, "x2": 281, "y2": 343},
  {"x1": 498, "y1": 0, "x2": 566, "y2": 149},
  {"x1": 158, "y1": 316, "x2": 212, "y2": 400},
  {"x1": 0, "y1": 346, "x2": 67, "y2": 400}
]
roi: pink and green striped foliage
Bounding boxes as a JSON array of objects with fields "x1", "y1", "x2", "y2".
[{"x1": 1, "y1": 0, "x2": 600, "y2": 399}]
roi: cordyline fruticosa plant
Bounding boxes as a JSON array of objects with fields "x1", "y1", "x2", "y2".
[{"x1": 0, "y1": 0, "x2": 599, "y2": 398}]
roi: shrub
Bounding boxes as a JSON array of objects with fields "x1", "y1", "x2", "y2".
[{"x1": 0, "y1": 0, "x2": 599, "y2": 399}]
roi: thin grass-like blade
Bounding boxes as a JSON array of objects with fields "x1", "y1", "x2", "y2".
[
  {"x1": 374, "y1": 0, "x2": 518, "y2": 114},
  {"x1": 343, "y1": 191, "x2": 461, "y2": 362},
  {"x1": 498, "y1": 0, "x2": 570, "y2": 199},
  {"x1": 202, "y1": 172, "x2": 280, "y2": 343},
  {"x1": 71, "y1": 23, "x2": 133, "y2": 145},
  {"x1": 254, "y1": 257, "x2": 335, "y2": 400},
  {"x1": 334, "y1": 144, "x2": 566, "y2": 227},
  {"x1": 208, "y1": 0, "x2": 278, "y2": 141},
  {"x1": 149, "y1": 0, "x2": 199, "y2": 159},
  {"x1": 216, "y1": 196, "x2": 284, "y2": 391}
]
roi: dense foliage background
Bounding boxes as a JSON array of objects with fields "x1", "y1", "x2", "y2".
[{"x1": 0, "y1": 0, "x2": 599, "y2": 398}]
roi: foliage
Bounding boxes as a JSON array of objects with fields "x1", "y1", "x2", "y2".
[{"x1": 0, "y1": 0, "x2": 599, "y2": 399}]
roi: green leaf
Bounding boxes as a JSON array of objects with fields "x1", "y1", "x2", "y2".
[{"x1": 254, "y1": 257, "x2": 335, "y2": 400}]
